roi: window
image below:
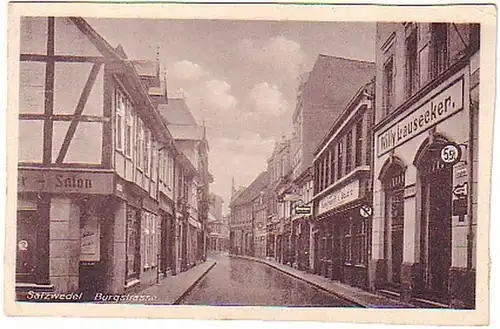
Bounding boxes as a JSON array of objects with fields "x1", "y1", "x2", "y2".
[
  {"x1": 355, "y1": 119, "x2": 363, "y2": 167},
  {"x1": 314, "y1": 162, "x2": 320, "y2": 194},
  {"x1": 345, "y1": 130, "x2": 353, "y2": 174},
  {"x1": 323, "y1": 156, "x2": 328, "y2": 189},
  {"x1": 343, "y1": 222, "x2": 352, "y2": 264},
  {"x1": 405, "y1": 27, "x2": 419, "y2": 97},
  {"x1": 383, "y1": 57, "x2": 394, "y2": 114},
  {"x1": 144, "y1": 129, "x2": 151, "y2": 175},
  {"x1": 142, "y1": 212, "x2": 159, "y2": 269},
  {"x1": 16, "y1": 210, "x2": 38, "y2": 283},
  {"x1": 115, "y1": 91, "x2": 124, "y2": 151},
  {"x1": 470, "y1": 23, "x2": 480, "y2": 50},
  {"x1": 355, "y1": 220, "x2": 367, "y2": 265},
  {"x1": 126, "y1": 206, "x2": 141, "y2": 280},
  {"x1": 124, "y1": 99, "x2": 133, "y2": 157},
  {"x1": 431, "y1": 23, "x2": 449, "y2": 78},
  {"x1": 330, "y1": 145, "x2": 336, "y2": 184},
  {"x1": 151, "y1": 139, "x2": 157, "y2": 181},
  {"x1": 136, "y1": 119, "x2": 144, "y2": 169},
  {"x1": 327, "y1": 150, "x2": 332, "y2": 186},
  {"x1": 337, "y1": 140, "x2": 344, "y2": 179}
]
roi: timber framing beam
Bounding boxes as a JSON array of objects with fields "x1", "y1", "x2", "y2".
[{"x1": 55, "y1": 63, "x2": 102, "y2": 164}]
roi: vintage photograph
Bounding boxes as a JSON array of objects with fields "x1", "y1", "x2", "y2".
[{"x1": 5, "y1": 2, "x2": 496, "y2": 325}]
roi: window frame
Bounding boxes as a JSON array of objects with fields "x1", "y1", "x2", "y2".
[
  {"x1": 430, "y1": 23, "x2": 450, "y2": 79},
  {"x1": 383, "y1": 56, "x2": 395, "y2": 115},
  {"x1": 405, "y1": 25, "x2": 419, "y2": 98}
]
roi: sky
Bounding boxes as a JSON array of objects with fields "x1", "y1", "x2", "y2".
[{"x1": 86, "y1": 18, "x2": 376, "y2": 214}]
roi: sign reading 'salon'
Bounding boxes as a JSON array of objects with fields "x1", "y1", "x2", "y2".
[
  {"x1": 18, "y1": 169, "x2": 114, "y2": 194},
  {"x1": 376, "y1": 77, "x2": 464, "y2": 157}
]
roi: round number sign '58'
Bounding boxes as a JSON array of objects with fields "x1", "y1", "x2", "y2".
[{"x1": 440, "y1": 143, "x2": 462, "y2": 165}]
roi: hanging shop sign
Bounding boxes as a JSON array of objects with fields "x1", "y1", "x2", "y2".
[
  {"x1": 18, "y1": 169, "x2": 114, "y2": 195},
  {"x1": 295, "y1": 205, "x2": 312, "y2": 215},
  {"x1": 376, "y1": 76, "x2": 464, "y2": 157},
  {"x1": 80, "y1": 215, "x2": 100, "y2": 262},
  {"x1": 318, "y1": 180, "x2": 360, "y2": 216}
]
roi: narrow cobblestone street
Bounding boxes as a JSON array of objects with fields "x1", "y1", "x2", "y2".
[{"x1": 178, "y1": 254, "x2": 355, "y2": 307}]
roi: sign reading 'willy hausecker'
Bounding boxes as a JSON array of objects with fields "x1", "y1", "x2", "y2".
[{"x1": 376, "y1": 77, "x2": 464, "y2": 157}]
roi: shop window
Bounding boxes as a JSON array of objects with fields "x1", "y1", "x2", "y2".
[
  {"x1": 383, "y1": 57, "x2": 394, "y2": 114},
  {"x1": 431, "y1": 23, "x2": 449, "y2": 79},
  {"x1": 126, "y1": 206, "x2": 141, "y2": 280},
  {"x1": 345, "y1": 130, "x2": 353, "y2": 174},
  {"x1": 405, "y1": 26, "x2": 419, "y2": 97},
  {"x1": 355, "y1": 119, "x2": 363, "y2": 167},
  {"x1": 16, "y1": 210, "x2": 38, "y2": 283},
  {"x1": 343, "y1": 222, "x2": 352, "y2": 264},
  {"x1": 354, "y1": 220, "x2": 367, "y2": 265},
  {"x1": 143, "y1": 212, "x2": 160, "y2": 269}
]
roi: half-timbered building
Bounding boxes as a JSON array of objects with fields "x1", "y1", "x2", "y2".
[{"x1": 16, "y1": 16, "x2": 210, "y2": 300}]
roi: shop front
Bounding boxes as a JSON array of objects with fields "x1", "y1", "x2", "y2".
[
  {"x1": 16, "y1": 168, "x2": 116, "y2": 300},
  {"x1": 370, "y1": 63, "x2": 478, "y2": 308},
  {"x1": 292, "y1": 216, "x2": 311, "y2": 271},
  {"x1": 159, "y1": 193, "x2": 175, "y2": 277},
  {"x1": 313, "y1": 178, "x2": 371, "y2": 289}
]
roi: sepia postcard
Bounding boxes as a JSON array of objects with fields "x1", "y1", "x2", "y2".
[{"x1": 4, "y1": 1, "x2": 497, "y2": 326}]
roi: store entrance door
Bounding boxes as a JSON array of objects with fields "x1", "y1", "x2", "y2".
[{"x1": 421, "y1": 157, "x2": 453, "y2": 296}]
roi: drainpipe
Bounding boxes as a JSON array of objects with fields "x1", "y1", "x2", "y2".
[{"x1": 467, "y1": 97, "x2": 474, "y2": 271}]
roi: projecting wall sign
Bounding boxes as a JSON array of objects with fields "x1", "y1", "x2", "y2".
[{"x1": 376, "y1": 76, "x2": 464, "y2": 157}]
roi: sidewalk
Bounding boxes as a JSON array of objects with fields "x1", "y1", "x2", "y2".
[
  {"x1": 121, "y1": 259, "x2": 216, "y2": 305},
  {"x1": 232, "y1": 255, "x2": 416, "y2": 308}
]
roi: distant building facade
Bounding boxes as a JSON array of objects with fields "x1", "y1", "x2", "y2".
[
  {"x1": 229, "y1": 172, "x2": 269, "y2": 257},
  {"x1": 312, "y1": 80, "x2": 375, "y2": 289},
  {"x1": 208, "y1": 194, "x2": 229, "y2": 252}
]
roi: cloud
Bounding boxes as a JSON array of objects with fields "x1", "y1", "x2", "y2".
[
  {"x1": 208, "y1": 134, "x2": 275, "y2": 214},
  {"x1": 249, "y1": 82, "x2": 289, "y2": 116},
  {"x1": 183, "y1": 78, "x2": 238, "y2": 125},
  {"x1": 170, "y1": 60, "x2": 207, "y2": 80},
  {"x1": 238, "y1": 36, "x2": 306, "y2": 80}
]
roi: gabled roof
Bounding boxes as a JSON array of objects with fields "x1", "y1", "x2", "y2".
[
  {"x1": 231, "y1": 171, "x2": 269, "y2": 207},
  {"x1": 114, "y1": 44, "x2": 128, "y2": 59},
  {"x1": 298, "y1": 54, "x2": 375, "y2": 172},
  {"x1": 130, "y1": 60, "x2": 159, "y2": 77},
  {"x1": 167, "y1": 125, "x2": 204, "y2": 141},
  {"x1": 70, "y1": 17, "x2": 174, "y2": 144},
  {"x1": 158, "y1": 98, "x2": 198, "y2": 126}
]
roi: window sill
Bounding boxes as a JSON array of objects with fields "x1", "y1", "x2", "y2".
[
  {"x1": 125, "y1": 279, "x2": 140, "y2": 288},
  {"x1": 16, "y1": 283, "x2": 54, "y2": 289}
]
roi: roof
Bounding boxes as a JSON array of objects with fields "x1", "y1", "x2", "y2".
[
  {"x1": 298, "y1": 54, "x2": 375, "y2": 172},
  {"x1": 158, "y1": 98, "x2": 198, "y2": 126},
  {"x1": 231, "y1": 171, "x2": 269, "y2": 207},
  {"x1": 167, "y1": 125, "x2": 204, "y2": 140},
  {"x1": 130, "y1": 60, "x2": 159, "y2": 77}
]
